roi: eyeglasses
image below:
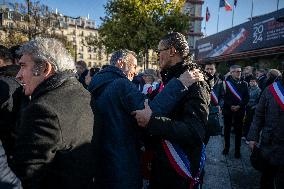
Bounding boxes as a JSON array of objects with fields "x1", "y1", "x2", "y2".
[
  {"x1": 232, "y1": 71, "x2": 242, "y2": 73},
  {"x1": 157, "y1": 48, "x2": 170, "y2": 55}
]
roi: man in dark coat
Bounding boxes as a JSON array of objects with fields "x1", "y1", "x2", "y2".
[
  {"x1": 10, "y1": 38, "x2": 95, "y2": 189},
  {"x1": 88, "y1": 49, "x2": 203, "y2": 189},
  {"x1": 247, "y1": 75, "x2": 284, "y2": 189},
  {"x1": 132, "y1": 32, "x2": 210, "y2": 189},
  {"x1": 222, "y1": 65, "x2": 249, "y2": 158},
  {"x1": 204, "y1": 62, "x2": 223, "y2": 145}
]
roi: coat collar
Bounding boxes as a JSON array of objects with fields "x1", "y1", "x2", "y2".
[
  {"x1": 160, "y1": 62, "x2": 187, "y2": 84},
  {"x1": 31, "y1": 72, "x2": 76, "y2": 100}
]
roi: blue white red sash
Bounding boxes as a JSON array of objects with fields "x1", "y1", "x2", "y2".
[
  {"x1": 211, "y1": 89, "x2": 219, "y2": 106},
  {"x1": 162, "y1": 140, "x2": 206, "y2": 189},
  {"x1": 225, "y1": 80, "x2": 242, "y2": 102},
  {"x1": 269, "y1": 81, "x2": 284, "y2": 111}
]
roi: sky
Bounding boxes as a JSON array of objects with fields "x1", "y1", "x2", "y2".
[{"x1": 12, "y1": 0, "x2": 284, "y2": 36}]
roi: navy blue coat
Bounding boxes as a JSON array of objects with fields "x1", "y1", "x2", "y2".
[{"x1": 88, "y1": 66, "x2": 188, "y2": 189}]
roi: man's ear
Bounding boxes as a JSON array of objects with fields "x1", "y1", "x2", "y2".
[
  {"x1": 43, "y1": 62, "x2": 54, "y2": 78},
  {"x1": 115, "y1": 59, "x2": 124, "y2": 69},
  {"x1": 169, "y1": 47, "x2": 177, "y2": 57}
]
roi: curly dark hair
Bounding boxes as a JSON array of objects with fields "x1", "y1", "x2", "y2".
[{"x1": 160, "y1": 32, "x2": 198, "y2": 70}]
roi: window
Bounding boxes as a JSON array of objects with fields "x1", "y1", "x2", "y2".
[
  {"x1": 7, "y1": 22, "x2": 14, "y2": 28},
  {"x1": 8, "y1": 12, "x2": 13, "y2": 19},
  {"x1": 89, "y1": 54, "x2": 92, "y2": 59},
  {"x1": 88, "y1": 62, "x2": 92, "y2": 67}
]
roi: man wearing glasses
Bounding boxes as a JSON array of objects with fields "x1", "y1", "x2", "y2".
[
  {"x1": 222, "y1": 65, "x2": 249, "y2": 158},
  {"x1": 132, "y1": 32, "x2": 210, "y2": 189}
]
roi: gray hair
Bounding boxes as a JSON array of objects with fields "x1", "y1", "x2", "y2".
[
  {"x1": 268, "y1": 69, "x2": 282, "y2": 78},
  {"x1": 230, "y1": 64, "x2": 242, "y2": 70},
  {"x1": 17, "y1": 37, "x2": 76, "y2": 74},
  {"x1": 110, "y1": 49, "x2": 137, "y2": 66}
]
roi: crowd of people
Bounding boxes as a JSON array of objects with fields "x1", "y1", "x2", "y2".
[{"x1": 0, "y1": 32, "x2": 283, "y2": 189}]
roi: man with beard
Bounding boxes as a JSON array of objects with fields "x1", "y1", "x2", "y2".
[
  {"x1": 204, "y1": 63, "x2": 223, "y2": 144},
  {"x1": 132, "y1": 32, "x2": 210, "y2": 189}
]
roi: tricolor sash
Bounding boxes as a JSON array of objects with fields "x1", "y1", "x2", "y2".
[
  {"x1": 162, "y1": 140, "x2": 206, "y2": 189},
  {"x1": 225, "y1": 80, "x2": 242, "y2": 102},
  {"x1": 211, "y1": 89, "x2": 219, "y2": 106},
  {"x1": 269, "y1": 81, "x2": 284, "y2": 111},
  {"x1": 158, "y1": 83, "x2": 164, "y2": 93}
]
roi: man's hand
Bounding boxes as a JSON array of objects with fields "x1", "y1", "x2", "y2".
[
  {"x1": 235, "y1": 105, "x2": 240, "y2": 111},
  {"x1": 131, "y1": 99, "x2": 152, "y2": 127},
  {"x1": 249, "y1": 141, "x2": 257, "y2": 151},
  {"x1": 178, "y1": 69, "x2": 204, "y2": 88},
  {"x1": 217, "y1": 105, "x2": 222, "y2": 114},
  {"x1": 231, "y1": 105, "x2": 241, "y2": 112}
]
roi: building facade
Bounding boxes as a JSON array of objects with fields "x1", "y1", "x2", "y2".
[
  {"x1": 57, "y1": 15, "x2": 110, "y2": 67},
  {"x1": 183, "y1": 0, "x2": 204, "y2": 50},
  {"x1": 0, "y1": 2, "x2": 109, "y2": 68}
]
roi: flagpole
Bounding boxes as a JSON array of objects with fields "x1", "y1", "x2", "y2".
[
  {"x1": 217, "y1": 6, "x2": 220, "y2": 32},
  {"x1": 232, "y1": 5, "x2": 235, "y2": 27},
  {"x1": 205, "y1": 18, "x2": 207, "y2": 36},
  {"x1": 277, "y1": 0, "x2": 279, "y2": 11},
  {"x1": 205, "y1": 4, "x2": 208, "y2": 36},
  {"x1": 250, "y1": 0, "x2": 254, "y2": 21}
]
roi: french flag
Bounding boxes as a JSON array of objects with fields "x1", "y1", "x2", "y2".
[{"x1": 219, "y1": 0, "x2": 232, "y2": 11}]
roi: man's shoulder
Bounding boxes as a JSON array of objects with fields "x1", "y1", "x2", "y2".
[
  {"x1": 110, "y1": 77, "x2": 137, "y2": 92},
  {"x1": 33, "y1": 78, "x2": 90, "y2": 108},
  {"x1": 186, "y1": 81, "x2": 210, "y2": 99},
  {"x1": 192, "y1": 81, "x2": 210, "y2": 92}
]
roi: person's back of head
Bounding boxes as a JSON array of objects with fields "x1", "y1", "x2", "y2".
[
  {"x1": 9, "y1": 45, "x2": 22, "y2": 65},
  {"x1": 76, "y1": 60, "x2": 88, "y2": 76},
  {"x1": 267, "y1": 69, "x2": 282, "y2": 83},
  {"x1": 0, "y1": 46, "x2": 13, "y2": 67}
]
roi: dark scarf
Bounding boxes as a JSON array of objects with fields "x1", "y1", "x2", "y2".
[{"x1": 160, "y1": 62, "x2": 188, "y2": 85}]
